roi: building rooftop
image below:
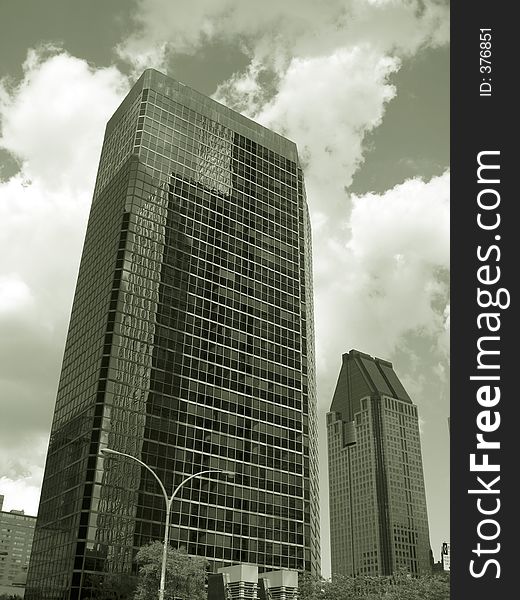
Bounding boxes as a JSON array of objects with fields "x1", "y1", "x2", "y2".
[
  {"x1": 107, "y1": 68, "x2": 299, "y2": 161},
  {"x1": 330, "y1": 349, "x2": 412, "y2": 421}
]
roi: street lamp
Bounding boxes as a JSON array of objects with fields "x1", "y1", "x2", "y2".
[{"x1": 100, "y1": 447, "x2": 234, "y2": 600}]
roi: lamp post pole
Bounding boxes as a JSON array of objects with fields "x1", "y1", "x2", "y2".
[{"x1": 100, "y1": 448, "x2": 234, "y2": 600}]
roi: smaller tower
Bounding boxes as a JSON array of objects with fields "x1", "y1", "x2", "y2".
[{"x1": 327, "y1": 349, "x2": 431, "y2": 576}]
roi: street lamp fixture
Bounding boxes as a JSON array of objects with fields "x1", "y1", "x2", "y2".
[{"x1": 99, "y1": 447, "x2": 234, "y2": 600}]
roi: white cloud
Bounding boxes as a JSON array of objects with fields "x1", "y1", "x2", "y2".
[
  {"x1": 313, "y1": 171, "x2": 450, "y2": 403},
  {"x1": 247, "y1": 48, "x2": 400, "y2": 212},
  {"x1": 119, "y1": 0, "x2": 449, "y2": 68},
  {"x1": 0, "y1": 441, "x2": 46, "y2": 516},
  {"x1": 0, "y1": 49, "x2": 129, "y2": 512},
  {"x1": 0, "y1": 275, "x2": 33, "y2": 313},
  {"x1": 1, "y1": 46, "x2": 128, "y2": 192}
]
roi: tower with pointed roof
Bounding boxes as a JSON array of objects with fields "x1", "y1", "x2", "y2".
[{"x1": 327, "y1": 349, "x2": 431, "y2": 576}]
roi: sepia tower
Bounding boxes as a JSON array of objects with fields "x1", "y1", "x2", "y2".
[
  {"x1": 26, "y1": 69, "x2": 320, "y2": 600},
  {"x1": 327, "y1": 349, "x2": 430, "y2": 577}
]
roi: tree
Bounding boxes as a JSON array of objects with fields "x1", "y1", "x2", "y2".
[
  {"x1": 384, "y1": 571, "x2": 450, "y2": 600},
  {"x1": 134, "y1": 542, "x2": 208, "y2": 600},
  {"x1": 298, "y1": 571, "x2": 450, "y2": 600}
]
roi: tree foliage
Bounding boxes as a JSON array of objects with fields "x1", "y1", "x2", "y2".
[
  {"x1": 89, "y1": 572, "x2": 138, "y2": 600},
  {"x1": 298, "y1": 571, "x2": 450, "y2": 600},
  {"x1": 134, "y1": 542, "x2": 208, "y2": 600}
]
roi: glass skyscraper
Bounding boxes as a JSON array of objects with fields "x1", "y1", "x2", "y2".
[
  {"x1": 26, "y1": 69, "x2": 320, "y2": 600},
  {"x1": 327, "y1": 350, "x2": 430, "y2": 577}
]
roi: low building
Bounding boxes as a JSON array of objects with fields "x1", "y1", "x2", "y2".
[
  {"x1": 208, "y1": 564, "x2": 298, "y2": 599},
  {"x1": 441, "y1": 542, "x2": 450, "y2": 571},
  {"x1": 0, "y1": 496, "x2": 37, "y2": 596}
]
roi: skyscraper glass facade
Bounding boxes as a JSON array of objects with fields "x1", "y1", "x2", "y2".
[
  {"x1": 327, "y1": 350, "x2": 430, "y2": 577},
  {"x1": 26, "y1": 69, "x2": 320, "y2": 600}
]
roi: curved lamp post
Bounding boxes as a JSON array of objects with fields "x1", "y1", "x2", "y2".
[{"x1": 100, "y1": 447, "x2": 234, "y2": 600}]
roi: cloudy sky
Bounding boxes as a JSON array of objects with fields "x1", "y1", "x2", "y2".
[{"x1": 0, "y1": 0, "x2": 449, "y2": 576}]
